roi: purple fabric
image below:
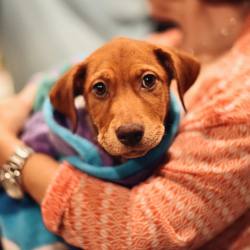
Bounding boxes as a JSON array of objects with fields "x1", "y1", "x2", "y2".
[{"x1": 21, "y1": 109, "x2": 113, "y2": 165}]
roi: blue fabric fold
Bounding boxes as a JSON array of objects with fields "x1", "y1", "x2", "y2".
[{"x1": 43, "y1": 92, "x2": 180, "y2": 182}]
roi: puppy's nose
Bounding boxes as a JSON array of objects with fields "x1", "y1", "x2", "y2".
[{"x1": 116, "y1": 123, "x2": 144, "y2": 146}]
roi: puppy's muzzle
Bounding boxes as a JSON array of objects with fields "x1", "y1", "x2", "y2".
[{"x1": 116, "y1": 123, "x2": 144, "y2": 147}]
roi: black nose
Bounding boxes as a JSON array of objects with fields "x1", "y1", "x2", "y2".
[{"x1": 116, "y1": 123, "x2": 144, "y2": 146}]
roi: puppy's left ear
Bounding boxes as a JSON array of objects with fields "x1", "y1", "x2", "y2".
[
  {"x1": 49, "y1": 63, "x2": 86, "y2": 131},
  {"x1": 154, "y1": 47, "x2": 200, "y2": 111}
]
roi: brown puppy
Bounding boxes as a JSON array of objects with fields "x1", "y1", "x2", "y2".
[{"x1": 50, "y1": 38, "x2": 200, "y2": 159}]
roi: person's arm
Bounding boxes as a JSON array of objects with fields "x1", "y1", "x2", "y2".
[
  {"x1": 37, "y1": 120, "x2": 250, "y2": 249},
  {"x1": 0, "y1": 83, "x2": 57, "y2": 202},
  {"x1": 0, "y1": 134, "x2": 58, "y2": 203}
]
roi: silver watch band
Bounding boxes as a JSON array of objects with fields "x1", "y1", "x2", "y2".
[{"x1": 0, "y1": 146, "x2": 34, "y2": 199}]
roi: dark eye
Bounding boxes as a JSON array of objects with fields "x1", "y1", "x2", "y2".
[
  {"x1": 92, "y1": 82, "x2": 108, "y2": 97},
  {"x1": 141, "y1": 73, "x2": 157, "y2": 89}
]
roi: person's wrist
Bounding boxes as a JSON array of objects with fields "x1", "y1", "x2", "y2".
[
  {"x1": 0, "y1": 131, "x2": 24, "y2": 167},
  {"x1": 0, "y1": 144, "x2": 34, "y2": 199}
]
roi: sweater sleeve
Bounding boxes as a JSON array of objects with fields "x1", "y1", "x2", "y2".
[{"x1": 41, "y1": 119, "x2": 250, "y2": 249}]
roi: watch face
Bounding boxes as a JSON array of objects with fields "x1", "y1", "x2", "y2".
[{"x1": 1, "y1": 179, "x2": 24, "y2": 199}]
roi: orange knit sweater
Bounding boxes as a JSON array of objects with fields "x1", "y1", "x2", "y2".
[{"x1": 42, "y1": 18, "x2": 250, "y2": 250}]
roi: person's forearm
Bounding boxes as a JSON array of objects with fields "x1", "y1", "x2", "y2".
[
  {"x1": 22, "y1": 153, "x2": 59, "y2": 203},
  {"x1": 0, "y1": 134, "x2": 58, "y2": 203},
  {"x1": 0, "y1": 133, "x2": 23, "y2": 166}
]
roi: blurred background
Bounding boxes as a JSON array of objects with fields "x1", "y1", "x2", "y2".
[{"x1": 0, "y1": 0, "x2": 165, "y2": 97}]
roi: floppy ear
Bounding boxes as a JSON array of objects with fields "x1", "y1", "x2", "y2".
[
  {"x1": 154, "y1": 47, "x2": 200, "y2": 111},
  {"x1": 49, "y1": 63, "x2": 86, "y2": 131}
]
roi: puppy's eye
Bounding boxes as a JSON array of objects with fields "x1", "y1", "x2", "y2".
[
  {"x1": 92, "y1": 82, "x2": 108, "y2": 97},
  {"x1": 141, "y1": 73, "x2": 157, "y2": 90}
]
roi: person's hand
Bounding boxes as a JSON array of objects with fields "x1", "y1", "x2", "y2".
[
  {"x1": 0, "y1": 83, "x2": 38, "y2": 136},
  {"x1": 0, "y1": 83, "x2": 38, "y2": 166}
]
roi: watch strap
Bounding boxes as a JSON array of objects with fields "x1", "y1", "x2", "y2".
[{"x1": 0, "y1": 146, "x2": 34, "y2": 199}]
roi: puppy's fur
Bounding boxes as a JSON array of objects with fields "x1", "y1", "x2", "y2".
[{"x1": 50, "y1": 38, "x2": 200, "y2": 159}]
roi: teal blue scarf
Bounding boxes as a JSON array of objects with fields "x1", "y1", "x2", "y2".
[{"x1": 43, "y1": 92, "x2": 181, "y2": 182}]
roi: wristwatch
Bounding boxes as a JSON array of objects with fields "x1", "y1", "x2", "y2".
[{"x1": 0, "y1": 146, "x2": 34, "y2": 199}]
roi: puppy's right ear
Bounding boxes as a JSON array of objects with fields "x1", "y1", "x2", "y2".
[
  {"x1": 49, "y1": 63, "x2": 86, "y2": 131},
  {"x1": 154, "y1": 47, "x2": 200, "y2": 111}
]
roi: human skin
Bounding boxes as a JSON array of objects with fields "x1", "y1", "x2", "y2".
[{"x1": 0, "y1": 83, "x2": 56, "y2": 203}]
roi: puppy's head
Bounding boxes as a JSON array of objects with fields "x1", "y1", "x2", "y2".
[{"x1": 50, "y1": 38, "x2": 200, "y2": 158}]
